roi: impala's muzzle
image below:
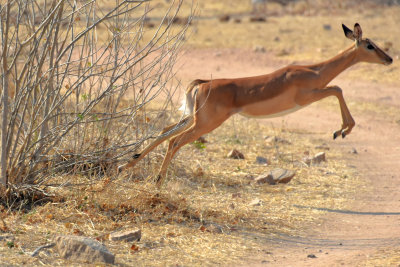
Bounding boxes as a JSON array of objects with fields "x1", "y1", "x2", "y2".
[
  {"x1": 384, "y1": 56, "x2": 393, "y2": 65},
  {"x1": 377, "y1": 46, "x2": 393, "y2": 65}
]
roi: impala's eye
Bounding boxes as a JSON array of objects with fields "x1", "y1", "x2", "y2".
[{"x1": 367, "y1": 44, "x2": 375, "y2": 50}]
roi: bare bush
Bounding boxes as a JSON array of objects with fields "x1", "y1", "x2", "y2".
[{"x1": 0, "y1": 0, "x2": 191, "y2": 192}]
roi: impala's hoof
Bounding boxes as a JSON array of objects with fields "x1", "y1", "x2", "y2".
[
  {"x1": 342, "y1": 132, "x2": 346, "y2": 138},
  {"x1": 133, "y1": 153, "x2": 141, "y2": 159},
  {"x1": 333, "y1": 132, "x2": 339, "y2": 140}
]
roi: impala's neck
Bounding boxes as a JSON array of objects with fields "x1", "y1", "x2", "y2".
[{"x1": 314, "y1": 44, "x2": 359, "y2": 86}]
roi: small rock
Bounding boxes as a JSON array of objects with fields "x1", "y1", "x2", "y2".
[
  {"x1": 144, "y1": 22, "x2": 155, "y2": 28},
  {"x1": 249, "y1": 16, "x2": 266, "y2": 22},
  {"x1": 170, "y1": 16, "x2": 189, "y2": 25},
  {"x1": 227, "y1": 149, "x2": 245, "y2": 159},
  {"x1": 254, "y1": 173, "x2": 275, "y2": 185},
  {"x1": 276, "y1": 49, "x2": 290, "y2": 57},
  {"x1": 270, "y1": 168, "x2": 295, "y2": 184},
  {"x1": 55, "y1": 235, "x2": 115, "y2": 264},
  {"x1": 254, "y1": 46, "x2": 266, "y2": 53},
  {"x1": 250, "y1": 199, "x2": 262, "y2": 206},
  {"x1": 219, "y1": 15, "x2": 230, "y2": 22},
  {"x1": 109, "y1": 228, "x2": 141, "y2": 242},
  {"x1": 323, "y1": 24, "x2": 331, "y2": 30},
  {"x1": 312, "y1": 152, "x2": 326, "y2": 164},
  {"x1": 304, "y1": 152, "x2": 326, "y2": 166},
  {"x1": 274, "y1": 36, "x2": 280, "y2": 42},
  {"x1": 265, "y1": 136, "x2": 291, "y2": 145},
  {"x1": 307, "y1": 254, "x2": 317, "y2": 258},
  {"x1": 350, "y1": 148, "x2": 358, "y2": 154},
  {"x1": 255, "y1": 156, "x2": 268, "y2": 165},
  {"x1": 234, "y1": 18, "x2": 241, "y2": 23}
]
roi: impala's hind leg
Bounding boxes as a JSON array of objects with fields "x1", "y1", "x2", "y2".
[
  {"x1": 118, "y1": 116, "x2": 194, "y2": 173},
  {"x1": 156, "y1": 116, "x2": 226, "y2": 187}
]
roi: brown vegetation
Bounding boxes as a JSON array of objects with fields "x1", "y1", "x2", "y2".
[{"x1": 1, "y1": 0, "x2": 399, "y2": 266}]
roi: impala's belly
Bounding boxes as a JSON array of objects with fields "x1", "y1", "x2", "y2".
[
  {"x1": 239, "y1": 91, "x2": 305, "y2": 118},
  {"x1": 240, "y1": 104, "x2": 304, "y2": 118}
]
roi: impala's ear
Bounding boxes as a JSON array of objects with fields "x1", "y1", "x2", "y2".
[
  {"x1": 353, "y1": 23, "x2": 362, "y2": 42},
  {"x1": 342, "y1": 24, "x2": 355, "y2": 41}
]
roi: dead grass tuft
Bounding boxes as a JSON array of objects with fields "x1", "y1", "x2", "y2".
[{"x1": 0, "y1": 114, "x2": 364, "y2": 266}]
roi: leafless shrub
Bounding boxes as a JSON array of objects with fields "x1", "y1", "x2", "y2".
[{"x1": 0, "y1": 0, "x2": 192, "y2": 194}]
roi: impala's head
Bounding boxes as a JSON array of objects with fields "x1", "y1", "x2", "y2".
[{"x1": 342, "y1": 23, "x2": 393, "y2": 65}]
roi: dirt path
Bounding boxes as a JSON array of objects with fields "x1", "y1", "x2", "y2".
[
  {"x1": 252, "y1": 101, "x2": 400, "y2": 266},
  {"x1": 176, "y1": 48, "x2": 400, "y2": 266}
]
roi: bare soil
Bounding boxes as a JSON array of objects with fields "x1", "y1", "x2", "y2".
[{"x1": 175, "y1": 47, "x2": 400, "y2": 266}]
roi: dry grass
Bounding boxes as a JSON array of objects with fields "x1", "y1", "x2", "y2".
[
  {"x1": 1, "y1": 115, "x2": 363, "y2": 266},
  {"x1": 364, "y1": 248, "x2": 400, "y2": 266},
  {"x1": 1, "y1": 1, "x2": 399, "y2": 266}
]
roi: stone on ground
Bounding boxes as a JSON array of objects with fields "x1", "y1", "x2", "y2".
[
  {"x1": 250, "y1": 198, "x2": 262, "y2": 206},
  {"x1": 109, "y1": 228, "x2": 141, "y2": 242},
  {"x1": 55, "y1": 235, "x2": 114, "y2": 264},
  {"x1": 312, "y1": 152, "x2": 326, "y2": 164},
  {"x1": 227, "y1": 149, "x2": 245, "y2": 159},
  {"x1": 255, "y1": 156, "x2": 268, "y2": 165},
  {"x1": 254, "y1": 173, "x2": 275, "y2": 185},
  {"x1": 270, "y1": 168, "x2": 295, "y2": 184},
  {"x1": 304, "y1": 152, "x2": 327, "y2": 166}
]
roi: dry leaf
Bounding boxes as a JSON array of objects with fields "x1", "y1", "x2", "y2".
[
  {"x1": 130, "y1": 244, "x2": 139, "y2": 252},
  {"x1": 166, "y1": 232, "x2": 176, "y2": 237},
  {"x1": 73, "y1": 228, "x2": 84, "y2": 235}
]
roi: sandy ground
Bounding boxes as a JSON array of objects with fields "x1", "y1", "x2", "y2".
[{"x1": 175, "y1": 48, "x2": 400, "y2": 266}]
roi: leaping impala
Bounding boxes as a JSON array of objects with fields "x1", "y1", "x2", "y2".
[{"x1": 120, "y1": 23, "x2": 393, "y2": 187}]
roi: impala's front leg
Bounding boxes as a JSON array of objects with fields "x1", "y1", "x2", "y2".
[
  {"x1": 296, "y1": 86, "x2": 355, "y2": 139},
  {"x1": 328, "y1": 86, "x2": 355, "y2": 139}
]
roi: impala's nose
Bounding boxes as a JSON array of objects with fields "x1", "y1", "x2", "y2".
[{"x1": 384, "y1": 56, "x2": 393, "y2": 65}]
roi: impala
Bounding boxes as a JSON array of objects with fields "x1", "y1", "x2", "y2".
[{"x1": 120, "y1": 23, "x2": 393, "y2": 186}]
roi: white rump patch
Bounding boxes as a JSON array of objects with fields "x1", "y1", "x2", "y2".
[{"x1": 178, "y1": 97, "x2": 190, "y2": 116}]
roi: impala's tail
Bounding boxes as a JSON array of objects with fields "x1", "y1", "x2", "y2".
[{"x1": 179, "y1": 79, "x2": 209, "y2": 116}]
